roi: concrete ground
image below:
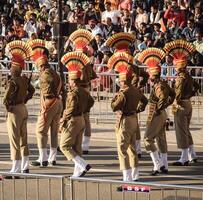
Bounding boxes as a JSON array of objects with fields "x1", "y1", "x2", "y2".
[{"x1": 0, "y1": 113, "x2": 203, "y2": 200}]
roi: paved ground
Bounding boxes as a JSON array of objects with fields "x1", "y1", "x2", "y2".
[{"x1": 0, "y1": 113, "x2": 203, "y2": 200}]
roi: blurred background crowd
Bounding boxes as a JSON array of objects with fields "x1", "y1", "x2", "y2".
[{"x1": 0, "y1": 0, "x2": 203, "y2": 76}]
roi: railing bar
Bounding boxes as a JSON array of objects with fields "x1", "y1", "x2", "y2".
[
  {"x1": 97, "y1": 182, "x2": 99, "y2": 200},
  {"x1": 85, "y1": 181, "x2": 87, "y2": 200},
  {"x1": 13, "y1": 178, "x2": 16, "y2": 200},
  {"x1": 36, "y1": 178, "x2": 39, "y2": 200},
  {"x1": 109, "y1": 183, "x2": 112, "y2": 200},
  {"x1": 24, "y1": 176, "x2": 27, "y2": 200},
  {"x1": 1, "y1": 179, "x2": 4, "y2": 200},
  {"x1": 48, "y1": 178, "x2": 51, "y2": 200},
  {"x1": 61, "y1": 177, "x2": 65, "y2": 200}
]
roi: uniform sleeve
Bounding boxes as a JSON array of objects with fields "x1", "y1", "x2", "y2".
[
  {"x1": 155, "y1": 84, "x2": 168, "y2": 112},
  {"x1": 40, "y1": 70, "x2": 54, "y2": 96},
  {"x1": 62, "y1": 92, "x2": 78, "y2": 120},
  {"x1": 192, "y1": 79, "x2": 200, "y2": 96},
  {"x1": 111, "y1": 92, "x2": 125, "y2": 112},
  {"x1": 86, "y1": 94, "x2": 94, "y2": 112},
  {"x1": 175, "y1": 77, "x2": 185, "y2": 104},
  {"x1": 3, "y1": 80, "x2": 17, "y2": 108},
  {"x1": 137, "y1": 93, "x2": 148, "y2": 113},
  {"x1": 26, "y1": 82, "x2": 35, "y2": 103},
  {"x1": 139, "y1": 68, "x2": 149, "y2": 88}
]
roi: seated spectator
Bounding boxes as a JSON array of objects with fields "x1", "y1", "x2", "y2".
[
  {"x1": 37, "y1": 17, "x2": 51, "y2": 39},
  {"x1": 24, "y1": 13, "x2": 38, "y2": 37},
  {"x1": 120, "y1": 9, "x2": 132, "y2": 25},
  {"x1": 0, "y1": 48, "x2": 8, "y2": 69},
  {"x1": 63, "y1": 4, "x2": 74, "y2": 22},
  {"x1": 152, "y1": 23, "x2": 162, "y2": 40},
  {"x1": 134, "y1": 6, "x2": 149, "y2": 29},
  {"x1": 118, "y1": 0, "x2": 132, "y2": 11},
  {"x1": 181, "y1": 19, "x2": 199, "y2": 42},
  {"x1": 5, "y1": 27, "x2": 19, "y2": 42},
  {"x1": 0, "y1": 15, "x2": 9, "y2": 37},
  {"x1": 149, "y1": 5, "x2": 162, "y2": 25},
  {"x1": 94, "y1": 33, "x2": 105, "y2": 63},
  {"x1": 194, "y1": 6, "x2": 203, "y2": 33},
  {"x1": 137, "y1": 22, "x2": 152, "y2": 42},
  {"x1": 83, "y1": 2, "x2": 101, "y2": 24},
  {"x1": 38, "y1": 4, "x2": 49, "y2": 20},
  {"x1": 10, "y1": 1, "x2": 25, "y2": 22},
  {"x1": 73, "y1": 4, "x2": 85, "y2": 25},
  {"x1": 161, "y1": 55, "x2": 175, "y2": 77},
  {"x1": 102, "y1": 2, "x2": 120, "y2": 25},
  {"x1": 167, "y1": 21, "x2": 182, "y2": 39},
  {"x1": 25, "y1": 2, "x2": 39, "y2": 21},
  {"x1": 121, "y1": 18, "x2": 136, "y2": 33},
  {"x1": 193, "y1": 32, "x2": 203, "y2": 55},
  {"x1": 49, "y1": 1, "x2": 58, "y2": 21},
  {"x1": 100, "y1": 17, "x2": 120, "y2": 39},
  {"x1": 12, "y1": 16, "x2": 26, "y2": 39},
  {"x1": 164, "y1": 0, "x2": 186, "y2": 29},
  {"x1": 86, "y1": 18, "x2": 103, "y2": 37}
]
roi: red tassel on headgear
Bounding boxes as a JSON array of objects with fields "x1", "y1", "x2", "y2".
[
  {"x1": 137, "y1": 48, "x2": 165, "y2": 77},
  {"x1": 61, "y1": 52, "x2": 90, "y2": 80},
  {"x1": 28, "y1": 39, "x2": 49, "y2": 67},
  {"x1": 6, "y1": 40, "x2": 32, "y2": 69}
]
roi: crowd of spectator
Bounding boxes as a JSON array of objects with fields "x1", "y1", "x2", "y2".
[{"x1": 0, "y1": 0, "x2": 203, "y2": 75}]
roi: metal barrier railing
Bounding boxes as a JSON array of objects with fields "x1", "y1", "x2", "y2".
[
  {"x1": 1, "y1": 172, "x2": 203, "y2": 200},
  {"x1": 0, "y1": 61, "x2": 203, "y2": 123},
  {"x1": 70, "y1": 177, "x2": 203, "y2": 200},
  {"x1": 0, "y1": 172, "x2": 68, "y2": 200}
]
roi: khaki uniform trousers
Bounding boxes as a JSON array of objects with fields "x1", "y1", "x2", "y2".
[
  {"x1": 83, "y1": 87, "x2": 91, "y2": 137},
  {"x1": 116, "y1": 114, "x2": 138, "y2": 170},
  {"x1": 174, "y1": 101, "x2": 193, "y2": 149},
  {"x1": 7, "y1": 104, "x2": 29, "y2": 160},
  {"x1": 84, "y1": 112, "x2": 91, "y2": 137},
  {"x1": 60, "y1": 116, "x2": 85, "y2": 160},
  {"x1": 144, "y1": 110, "x2": 168, "y2": 153},
  {"x1": 135, "y1": 117, "x2": 141, "y2": 140},
  {"x1": 36, "y1": 99, "x2": 63, "y2": 149}
]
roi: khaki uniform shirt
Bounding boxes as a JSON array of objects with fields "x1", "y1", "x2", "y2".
[
  {"x1": 63, "y1": 86, "x2": 94, "y2": 120},
  {"x1": 40, "y1": 67, "x2": 61, "y2": 98},
  {"x1": 3, "y1": 75, "x2": 35, "y2": 109},
  {"x1": 149, "y1": 79, "x2": 175, "y2": 112},
  {"x1": 80, "y1": 64, "x2": 97, "y2": 88},
  {"x1": 111, "y1": 85, "x2": 148, "y2": 114},
  {"x1": 175, "y1": 72, "x2": 199, "y2": 104}
]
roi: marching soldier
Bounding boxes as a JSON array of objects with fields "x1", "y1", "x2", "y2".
[
  {"x1": 69, "y1": 29, "x2": 97, "y2": 154},
  {"x1": 109, "y1": 52, "x2": 148, "y2": 181},
  {"x1": 60, "y1": 52, "x2": 94, "y2": 177},
  {"x1": 164, "y1": 40, "x2": 199, "y2": 166},
  {"x1": 29, "y1": 39, "x2": 63, "y2": 167},
  {"x1": 131, "y1": 63, "x2": 149, "y2": 158},
  {"x1": 106, "y1": 32, "x2": 149, "y2": 158},
  {"x1": 138, "y1": 48, "x2": 175, "y2": 175},
  {"x1": 3, "y1": 40, "x2": 35, "y2": 176}
]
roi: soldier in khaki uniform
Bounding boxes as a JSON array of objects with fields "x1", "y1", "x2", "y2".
[
  {"x1": 109, "y1": 53, "x2": 148, "y2": 181},
  {"x1": 4, "y1": 40, "x2": 35, "y2": 176},
  {"x1": 138, "y1": 48, "x2": 175, "y2": 175},
  {"x1": 164, "y1": 40, "x2": 199, "y2": 166},
  {"x1": 69, "y1": 29, "x2": 97, "y2": 154},
  {"x1": 29, "y1": 39, "x2": 63, "y2": 167},
  {"x1": 131, "y1": 62, "x2": 149, "y2": 158},
  {"x1": 60, "y1": 52, "x2": 94, "y2": 177},
  {"x1": 106, "y1": 33, "x2": 149, "y2": 159}
]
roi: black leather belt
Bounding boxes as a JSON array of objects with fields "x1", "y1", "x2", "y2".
[
  {"x1": 122, "y1": 112, "x2": 136, "y2": 116},
  {"x1": 73, "y1": 113, "x2": 82, "y2": 117}
]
